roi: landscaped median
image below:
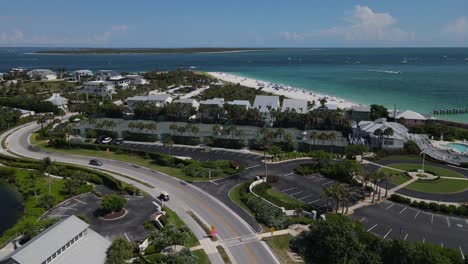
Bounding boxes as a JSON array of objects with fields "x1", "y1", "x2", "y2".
[{"x1": 31, "y1": 134, "x2": 243, "y2": 182}]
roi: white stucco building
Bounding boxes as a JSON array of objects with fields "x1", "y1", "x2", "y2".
[
  {"x1": 227, "y1": 100, "x2": 251, "y2": 110},
  {"x1": 352, "y1": 118, "x2": 409, "y2": 149},
  {"x1": 81, "y1": 81, "x2": 115, "y2": 98},
  {"x1": 27, "y1": 69, "x2": 57, "y2": 81},
  {"x1": 126, "y1": 94, "x2": 173, "y2": 111},
  {"x1": 281, "y1": 99, "x2": 308, "y2": 113},
  {"x1": 46, "y1": 93, "x2": 69, "y2": 111}
]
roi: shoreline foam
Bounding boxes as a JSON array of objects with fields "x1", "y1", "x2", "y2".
[{"x1": 207, "y1": 72, "x2": 359, "y2": 109}]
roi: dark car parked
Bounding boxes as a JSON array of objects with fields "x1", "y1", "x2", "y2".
[{"x1": 112, "y1": 138, "x2": 124, "y2": 145}]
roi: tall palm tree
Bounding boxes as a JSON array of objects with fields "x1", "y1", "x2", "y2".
[
  {"x1": 163, "y1": 137, "x2": 174, "y2": 156},
  {"x1": 169, "y1": 124, "x2": 178, "y2": 135},
  {"x1": 191, "y1": 125, "x2": 200, "y2": 137},
  {"x1": 212, "y1": 124, "x2": 221, "y2": 136},
  {"x1": 41, "y1": 157, "x2": 54, "y2": 195},
  {"x1": 373, "y1": 128, "x2": 383, "y2": 148},
  {"x1": 128, "y1": 122, "x2": 135, "y2": 133},
  {"x1": 383, "y1": 127, "x2": 394, "y2": 149}
]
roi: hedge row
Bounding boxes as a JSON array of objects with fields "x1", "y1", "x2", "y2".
[
  {"x1": 171, "y1": 135, "x2": 200, "y2": 146},
  {"x1": 0, "y1": 154, "x2": 131, "y2": 193},
  {"x1": 389, "y1": 194, "x2": 467, "y2": 216},
  {"x1": 209, "y1": 138, "x2": 245, "y2": 149}
]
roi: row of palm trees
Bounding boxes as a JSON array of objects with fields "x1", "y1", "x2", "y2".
[
  {"x1": 373, "y1": 127, "x2": 394, "y2": 148},
  {"x1": 128, "y1": 121, "x2": 157, "y2": 134},
  {"x1": 169, "y1": 123, "x2": 200, "y2": 137},
  {"x1": 212, "y1": 124, "x2": 245, "y2": 139},
  {"x1": 88, "y1": 118, "x2": 117, "y2": 133}
]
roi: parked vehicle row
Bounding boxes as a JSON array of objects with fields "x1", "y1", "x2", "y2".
[{"x1": 94, "y1": 136, "x2": 124, "y2": 145}]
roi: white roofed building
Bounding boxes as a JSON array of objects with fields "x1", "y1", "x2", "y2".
[
  {"x1": 70, "y1": 70, "x2": 93, "y2": 81},
  {"x1": 126, "y1": 94, "x2": 173, "y2": 111},
  {"x1": 281, "y1": 99, "x2": 308, "y2": 113},
  {"x1": 27, "y1": 69, "x2": 57, "y2": 81},
  {"x1": 352, "y1": 118, "x2": 409, "y2": 149},
  {"x1": 0, "y1": 215, "x2": 110, "y2": 264},
  {"x1": 253, "y1": 96, "x2": 280, "y2": 113},
  {"x1": 81, "y1": 81, "x2": 115, "y2": 98},
  {"x1": 395, "y1": 110, "x2": 428, "y2": 126},
  {"x1": 46, "y1": 93, "x2": 69, "y2": 111},
  {"x1": 109, "y1": 76, "x2": 131, "y2": 89},
  {"x1": 199, "y1": 98, "x2": 225, "y2": 108},
  {"x1": 172, "y1": 98, "x2": 200, "y2": 110},
  {"x1": 125, "y1": 75, "x2": 148, "y2": 85},
  {"x1": 96, "y1": 70, "x2": 121, "y2": 81},
  {"x1": 227, "y1": 100, "x2": 251, "y2": 110}
]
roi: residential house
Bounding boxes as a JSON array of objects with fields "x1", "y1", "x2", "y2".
[
  {"x1": 227, "y1": 100, "x2": 251, "y2": 110},
  {"x1": 125, "y1": 75, "x2": 148, "y2": 85},
  {"x1": 27, "y1": 69, "x2": 57, "y2": 81},
  {"x1": 95, "y1": 70, "x2": 121, "y2": 81},
  {"x1": 70, "y1": 70, "x2": 93, "y2": 81},
  {"x1": 0, "y1": 215, "x2": 110, "y2": 264},
  {"x1": 199, "y1": 98, "x2": 225, "y2": 108},
  {"x1": 46, "y1": 93, "x2": 69, "y2": 111},
  {"x1": 281, "y1": 99, "x2": 308, "y2": 113},
  {"x1": 352, "y1": 118, "x2": 409, "y2": 149},
  {"x1": 172, "y1": 98, "x2": 200, "y2": 110},
  {"x1": 81, "y1": 81, "x2": 115, "y2": 98},
  {"x1": 394, "y1": 110, "x2": 429, "y2": 126},
  {"x1": 126, "y1": 94, "x2": 173, "y2": 111},
  {"x1": 253, "y1": 96, "x2": 280, "y2": 125},
  {"x1": 345, "y1": 105, "x2": 371, "y2": 121},
  {"x1": 108, "y1": 76, "x2": 131, "y2": 89},
  {"x1": 210, "y1": 81, "x2": 224, "y2": 88}
]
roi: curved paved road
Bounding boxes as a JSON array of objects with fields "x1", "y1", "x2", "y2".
[{"x1": 4, "y1": 123, "x2": 279, "y2": 264}]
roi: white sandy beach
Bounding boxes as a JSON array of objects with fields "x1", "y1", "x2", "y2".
[{"x1": 208, "y1": 72, "x2": 359, "y2": 109}]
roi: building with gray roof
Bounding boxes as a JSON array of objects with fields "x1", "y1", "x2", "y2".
[
  {"x1": 0, "y1": 215, "x2": 110, "y2": 264},
  {"x1": 227, "y1": 100, "x2": 251, "y2": 109},
  {"x1": 253, "y1": 96, "x2": 280, "y2": 113},
  {"x1": 281, "y1": 99, "x2": 308, "y2": 113},
  {"x1": 126, "y1": 94, "x2": 173, "y2": 111},
  {"x1": 352, "y1": 118, "x2": 409, "y2": 149},
  {"x1": 27, "y1": 69, "x2": 57, "y2": 81},
  {"x1": 199, "y1": 98, "x2": 224, "y2": 107}
]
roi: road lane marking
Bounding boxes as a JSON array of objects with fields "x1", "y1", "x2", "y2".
[
  {"x1": 272, "y1": 185, "x2": 283, "y2": 190},
  {"x1": 298, "y1": 194, "x2": 314, "y2": 201},
  {"x1": 431, "y1": 214, "x2": 434, "y2": 224},
  {"x1": 322, "y1": 180, "x2": 334, "y2": 186},
  {"x1": 399, "y1": 207, "x2": 407, "y2": 214},
  {"x1": 441, "y1": 243, "x2": 444, "y2": 248},
  {"x1": 359, "y1": 217, "x2": 366, "y2": 222},
  {"x1": 459, "y1": 247, "x2": 465, "y2": 260},
  {"x1": 414, "y1": 210, "x2": 421, "y2": 219},
  {"x1": 308, "y1": 199, "x2": 321, "y2": 204},
  {"x1": 74, "y1": 199, "x2": 87, "y2": 205},
  {"x1": 385, "y1": 203, "x2": 394, "y2": 210},
  {"x1": 446, "y1": 217, "x2": 451, "y2": 228},
  {"x1": 313, "y1": 178, "x2": 326, "y2": 182},
  {"x1": 281, "y1": 187, "x2": 297, "y2": 192},
  {"x1": 404, "y1": 234, "x2": 408, "y2": 240},
  {"x1": 422, "y1": 237, "x2": 426, "y2": 243},
  {"x1": 383, "y1": 229, "x2": 392, "y2": 239},
  {"x1": 282, "y1": 173, "x2": 294, "y2": 177},
  {"x1": 246, "y1": 165, "x2": 260, "y2": 170},
  {"x1": 210, "y1": 181, "x2": 219, "y2": 185},
  {"x1": 367, "y1": 224, "x2": 378, "y2": 232},
  {"x1": 290, "y1": 191, "x2": 303, "y2": 196}
]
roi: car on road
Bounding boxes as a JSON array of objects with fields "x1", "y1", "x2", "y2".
[
  {"x1": 89, "y1": 159, "x2": 103, "y2": 166},
  {"x1": 159, "y1": 191, "x2": 170, "y2": 202},
  {"x1": 112, "y1": 138, "x2": 124, "y2": 145},
  {"x1": 100, "y1": 137, "x2": 112, "y2": 144}
]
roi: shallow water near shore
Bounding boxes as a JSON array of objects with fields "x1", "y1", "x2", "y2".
[{"x1": 1, "y1": 47, "x2": 468, "y2": 122}]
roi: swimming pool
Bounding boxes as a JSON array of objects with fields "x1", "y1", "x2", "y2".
[{"x1": 444, "y1": 143, "x2": 468, "y2": 153}]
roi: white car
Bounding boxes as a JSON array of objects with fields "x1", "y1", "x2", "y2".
[{"x1": 101, "y1": 137, "x2": 112, "y2": 144}]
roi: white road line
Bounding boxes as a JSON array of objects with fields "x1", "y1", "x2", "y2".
[
  {"x1": 298, "y1": 194, "x2": 314, "y2": 201},
  {"x1": 272, "y1": 185, "x2": 283, "y2": 190},
  {"x1": 313, "y1": 178, "x2": 326, "y2": 182},
  {"x1": 210, "y1": 181, "x2": 219, "y2": 185},
  {"x1": 359, "y1": 217, "x2": 366, "y2": 222},
  {"x1": 422, "y1": 237, "x2": 426, "y2": 243},
  {"x1": 367, "y1": 224, "x2": 378, "y2": 232},
  {"x1": 459, "y1": 247, "x2": 465, "y2": 260},
  {"x1": 383, "y1": 229, "x2": 392, "y2": 239},
  {"x1": 283, "y1": 173, "x2": 294, "y2": 177},
  {"x1": 306, "y1": 176, "x2": 316, "y2": 179},
  {"x1": 399, "y1": 207, "x2": 407, "y2": 214},
  {"x1": 404, "y1": 234, "x2": 408, "y2": 241},
  {"x1": 414, "y1": 210, "x2": 421, "y2": 219},
  {"x1": 431, "y1": 214, "x2": 434, "y2": 224},
  {"x1": 385, "y1": 203, "x2": 395, "y2": 210},
  {"x1": 446, "y1": 217, "x2": 451, "y2": 228},
  {"x1": 60, "y1": 206, "x2": 77, "y2": 211},
  {"x1": 308, "y1": 198, "x2": 321, "y2": 204},
  {"x1": 124, "y1": 233, "x2": 130, "y2": 242},
  {"x1": 246, "y1": 165, "x2": 260, "y2": 170},
  {"x1": 290, "y1": 191, "x2": 303, "y2": 196},
  {"x1": 281, "y1": 187, "x2": 297, "y2": 192},
  {"x1": 322, "y1": 180, "x2": 334, "y2": 186},
  {"x1": 74, "y1": 199, "x2": 87, "y2": 205},
  {"x1": 441, "y1": 243, "x2": 444, "y2": 248}
]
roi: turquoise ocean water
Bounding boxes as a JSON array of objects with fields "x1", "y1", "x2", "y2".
[{"x1": 1, "y1": 48, "x2": 467, "y2": 122}]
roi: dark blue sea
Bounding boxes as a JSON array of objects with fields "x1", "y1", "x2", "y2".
[{"x1": 1, "y1": 47, "x2": 468, "y2": 122}]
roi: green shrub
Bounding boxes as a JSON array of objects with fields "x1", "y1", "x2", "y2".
[
  {"x1": 429, "y1": 202, "x2": 440, "y2": 211},
  {"x1": 242, "y1": 194, "x2": 291, "y2": 229},
  {"x1": 209, "y1": 137, "x2": 245, "y2": 149},
  {"x1": 101, "y1": 194, "x2": 127, "y2": 212},
  {"x1": 172, "y1": 135, "x2": 200, "y2": 145}
]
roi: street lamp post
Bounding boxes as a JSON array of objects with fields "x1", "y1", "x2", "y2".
[{"x1": 420, "y1": 151, "x2": 426, "y2": 173}]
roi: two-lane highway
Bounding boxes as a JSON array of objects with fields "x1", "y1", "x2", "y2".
[{"x1": 4, "y1": 123, "x2": 279, "y2": 264}]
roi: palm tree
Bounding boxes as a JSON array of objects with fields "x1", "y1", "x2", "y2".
[
  {"x1": 309, "y1": 131, "x2": 318, "y2": 145},
  {"x1": 373, "y1": 128, "x2": 383, "y2": 148},
  {"x1": 25, "y1": 172, "x2": 40, "y2": 203},
  {"x1": 128, "y1": 122, "x2": 135, "y2": 133},
  {"x1": 88, "y1": 118, "x2": 97, "y2": 129},
  {"x1": 369, "y1": 171, "x2": 384, "y2": 202},
  {"x1": 382, "y1": 171, "x2": 390, "y2": 198},
  {"x1": 319, "y1": 97, "x2": 327, "y2": 108},
  {"x1": 169, "y1": 124, "x2": 178, "y2": 135},
  {"x1": 212, "y1": 124, "x2": 221, "y2": 136},
  {"x1": 163, "y1": 137, "x2": 174, "y2": 156},
  {"x1": 327, "y1": 133, "x2": 336, "y2": 152},
  {"x1": 383, "y1": 127, "x2": 394, "y2": 149},
  {"x1": 191, "y1": 125, "x2": 200, "y2": 137},
  {"x1": 107, "y1": 120, "x2": 116, "y2": 133},
  {"x1": 275, "y1": 128, "x2": 285, "y2": 141},
  {"x1": 41, "y1": 157, "x2": 54, "y2": 195},
  {"x1": 321, "y1": 184, "x2": 335, "y2": 212},
  {"x1": 294, "y1": 208, "x2": 304, "y2": 224}
]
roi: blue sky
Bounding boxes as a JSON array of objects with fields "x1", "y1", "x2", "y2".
[{"x1": 1, "y1": 0, "x2": 468, "y2": 47}]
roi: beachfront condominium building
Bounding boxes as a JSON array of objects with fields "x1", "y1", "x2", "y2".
[
  {"x1": 45, "y1": 93, "x2": 69, "y2": 111},
  {"x1": 0, "y1": 215, "x2": 110, "y2": 264},
  {"x1": 81, "y1": 81, "x2": 115, "y2": 98},
  {"x1": 227, "y1": 100, "x2": 251, "y2": 110},
  {"x1": 352, "y1": 118, "x2": 409, "y2": 149},
  {"x1": 96, "y1": 70, "x2": 121, "y2": 81},
  {"x1": 69, "y1": 70, "x2": 94, "y2": 81},
  {"x1": 126, "y1": 94, "x2": 173, "y2": 111},
  {"x1": 26, "y1": 69, "x2": 57, "y2": 81},
  {"x1": 281, "y1": 99, "x2": 308, "y2": 113}
]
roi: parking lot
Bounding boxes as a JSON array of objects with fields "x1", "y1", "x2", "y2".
[
  {"x1": 43, "y1": 188, "x2": 158, "y2": 241},
  {"x1": 351, "y1": 200, "x2": 468, "y2": 257},
  {"x1": 120, "y1": 142, "x2": 263, "y2": 166}
]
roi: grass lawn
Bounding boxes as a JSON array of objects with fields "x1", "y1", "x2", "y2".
[
  {"x1": 263, "y1": 234, "x2": 301, "y2": 264},
  {"x1": 192, "y1": 249, "x2": 210, "y2": 264},
  {"x1": 379, "y1": 167, "x2": 411, "y2": 186},
  {"x1": 406, "y1": 178, "x2": 468, "y2": 194},
  {"x1": 216, "y1": 246, "x2": 231, "y2": 264},
  {"x1": 265, "y1": 188, "x2": 306, "y2": 209},
  {"x1": 386, "y1": 163, "x2": 465, "y2": 178},
  {"x1": 163, "y1": 207, "x2": 200, "y2": 247},
  {"x1": 228, "y1": 182, "x2": 254, "y2": 215},
  {"x1": 32, "y1": 140, "x2": 228, "y2": 182},
  {"x1": 380, "y1": 155, "x2": 422, "y2": 162}
]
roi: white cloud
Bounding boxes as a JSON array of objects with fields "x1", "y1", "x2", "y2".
[
  {"x1": 277, "y1": 5, "x2": 414, "y2": 43},
  {"x1": 0, "y1": 29, "x2": 24, "y2": 42},
  {"x1": 444, "y1": 17, "x2": 468, "y2": 39},
  {"x1": 93, "y1": 25, "x2": 129, "y2": 43}
]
